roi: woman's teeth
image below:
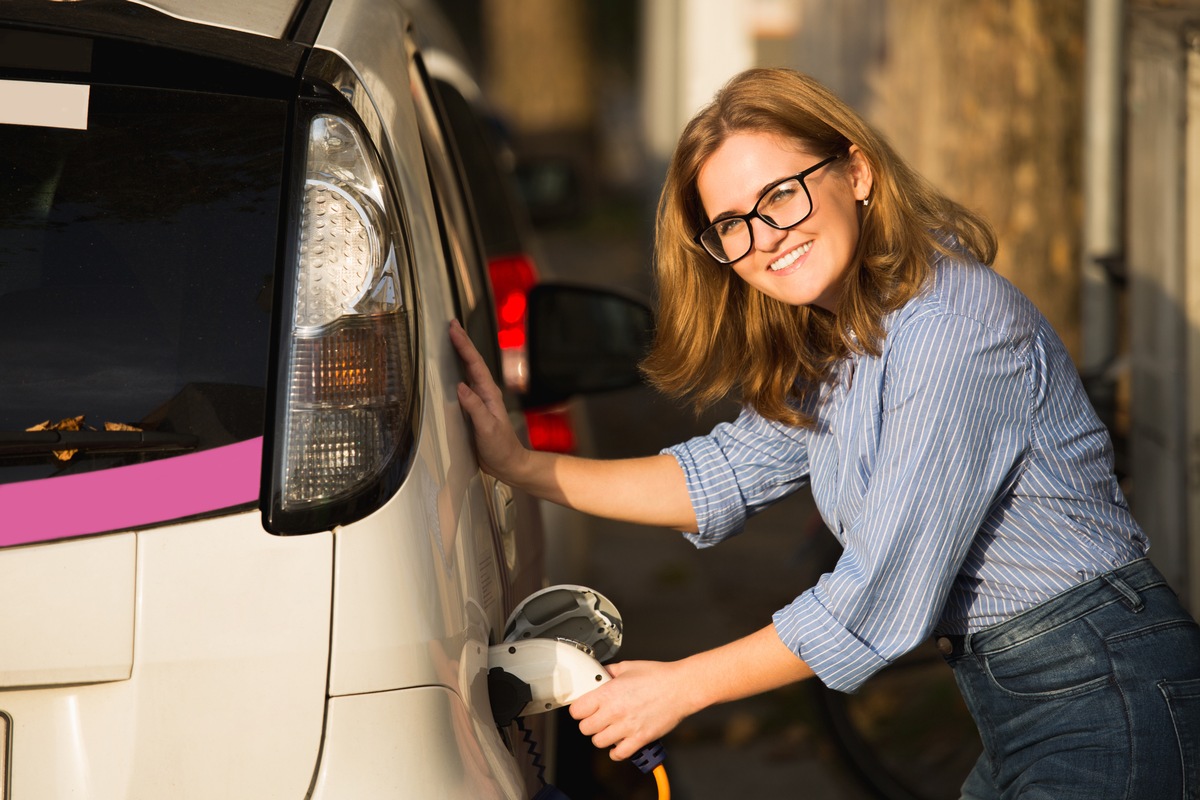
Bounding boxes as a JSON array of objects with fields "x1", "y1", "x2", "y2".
[{"x1": 769, "y1": 241, "x2": 812, "y2": 271}]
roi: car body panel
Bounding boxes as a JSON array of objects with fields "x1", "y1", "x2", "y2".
[
  {"x1": 309, "y1": 0, "x2": 519, "y2": 695},
  {"x1": 327, "y1": 378, "x2": 506, "y2": 697},
  {"x1": 0, "y1": 1, "x2": 308, "y2": 77},
  {"x1": 0, "y1": 533, "x2": 135, "y2": 686},
  {"x1": 311, "y1": 686, "x2": 524, "y2": 800},
  {"x1": 129, "y1": 0, "x2": 298, "y2": 39},
  {"x1": 0, "y1": 514, "x2": 331, "y2": 799}
]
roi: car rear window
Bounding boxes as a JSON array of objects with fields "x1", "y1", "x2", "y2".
[{"x1": 0, "y1": 82, "x2": 286, "y2": 489}]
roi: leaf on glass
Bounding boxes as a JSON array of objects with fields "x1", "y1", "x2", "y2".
[{"x1": 25, "y1": 415, "x2": 86, "y2": 460}]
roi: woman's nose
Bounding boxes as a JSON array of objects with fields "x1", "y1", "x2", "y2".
[{"x1": 751, "y1": 216, "x2": 787, "y2": 252}]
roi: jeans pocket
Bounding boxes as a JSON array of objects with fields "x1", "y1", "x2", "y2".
[
  {"x1": 1158, "y1": 677, "x2": 1200, "y2": 799},
  {"x1": 982, "y1": 619, "x2": 1111, "y2": 698}
]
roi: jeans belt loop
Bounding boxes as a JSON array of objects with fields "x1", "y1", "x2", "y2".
[{"x1": 1102, "y1": 571, "x2": 1145, "y2": 612}]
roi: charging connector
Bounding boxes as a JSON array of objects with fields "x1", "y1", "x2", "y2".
[
  {"x1": 488, "y1": 638, "x2": 610, "y2": 721},
  {"x1": 490, "y1": 585, "x2": 670, "y2": 799},
  {"x1": 488, "y1": 637, "x2": 669, "y2": 797}
]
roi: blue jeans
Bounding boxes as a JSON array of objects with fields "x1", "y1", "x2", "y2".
[{"x1": 942, "y1": 557, "x2": 1200, "y2": 799}]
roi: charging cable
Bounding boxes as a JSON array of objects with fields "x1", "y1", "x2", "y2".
[
  {"x1": 489, "y1": 639, "x2": 672, "y2": 799},
  {"x1": 490, "y1": 587, "x2": 673, "y2": 799},
  {"x1": 631, "y1": 739, "x2": 670, "y2": 800},
  {"x1": 653, "y1": 764, "x2": 671, "y2": 800}
]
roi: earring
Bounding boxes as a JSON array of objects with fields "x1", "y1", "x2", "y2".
[{"x1": 861, "y1": 198, "x2": 870, "y2": 207}]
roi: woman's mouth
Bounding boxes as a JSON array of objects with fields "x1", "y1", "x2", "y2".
[{"x1": 769, "y1": 241, "x2": 812, "y2": 271}]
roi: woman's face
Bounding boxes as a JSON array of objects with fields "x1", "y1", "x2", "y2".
[{"x1": 696, "y1": 131, "x2": 872, "y2": 311}]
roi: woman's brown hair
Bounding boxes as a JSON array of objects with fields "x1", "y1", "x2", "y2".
[{"x1": 640, "y1": 68, "x2": 997, "y2": 428}]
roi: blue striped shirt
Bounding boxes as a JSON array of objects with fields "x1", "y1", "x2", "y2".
[{"x1": 664, "y1": 254, "x2": 1147, "y2": 693}]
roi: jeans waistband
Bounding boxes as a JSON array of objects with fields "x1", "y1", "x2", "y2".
[{"x1": 937, "y1": 557, "x2": 1166, "y2": 659}]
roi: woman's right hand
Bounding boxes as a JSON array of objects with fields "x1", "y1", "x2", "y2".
[
  {"x1": 449, "y1": 319, "x2": 530, "y2": 482},
  {"x1": 451, "y1": 320, "x2": 695, "y2": 530}
]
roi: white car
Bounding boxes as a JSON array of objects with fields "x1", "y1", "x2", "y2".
[{"x1": 0, "y1": 1, "x2": 649, "y2": 797}]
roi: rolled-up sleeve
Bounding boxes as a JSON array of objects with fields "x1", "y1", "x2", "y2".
[
  {"x1": 773, "y1": 311, "x2": 1030, "y2": 692},
  {"x1": 663, "y1": 404, "x2": 810, "y2": 547}
]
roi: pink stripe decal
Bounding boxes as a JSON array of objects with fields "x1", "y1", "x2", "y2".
[{"x1": 0, "y1": 437, "x2": 263, "y2": 547}]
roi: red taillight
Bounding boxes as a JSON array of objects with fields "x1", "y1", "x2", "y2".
[
  {"x1": 488, "y1": 254, "x2": 538, "y2": 358},
  {"x1": 486, "y1": 253, "x2": 576, "y2": 453},
  {"x1": 525, "y1": 407, "x2": 576, "y2": 453}
]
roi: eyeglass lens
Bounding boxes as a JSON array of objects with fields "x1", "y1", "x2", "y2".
[{"x1": 699, "y1": 176, "x2": 812, "y2": 263}]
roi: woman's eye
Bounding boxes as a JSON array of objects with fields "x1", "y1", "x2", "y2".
[
  {"x1": 716, "y1": 219, "x2": 743, "y2": 237},
  {"x1": 764, "y1": 184, "x2": 797, "y2": 207}
]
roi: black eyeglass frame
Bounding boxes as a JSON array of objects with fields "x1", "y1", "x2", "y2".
[{"x1": 693, "y1": 153, "x2": 841, "y2": 265}]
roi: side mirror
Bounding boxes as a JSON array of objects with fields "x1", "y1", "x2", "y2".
[{"x1": 524, "y1": 283, "x2": 654, "y2": 407}]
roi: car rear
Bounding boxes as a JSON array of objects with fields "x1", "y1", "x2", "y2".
[
  {"x1": 0, "y1": 11, "x2": 333, "y2": 798},
  {"x1": 0, "y1": 2, "x2": 539, "y2": 797}
]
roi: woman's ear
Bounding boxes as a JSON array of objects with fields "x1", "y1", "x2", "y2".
[{"x1": 847, "y1": 145, "x2": 874, "y2": 202}]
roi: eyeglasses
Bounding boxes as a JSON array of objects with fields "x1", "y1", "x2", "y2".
[{"x1": 694, "y1": 154, "x2": 840, "y2": 264}]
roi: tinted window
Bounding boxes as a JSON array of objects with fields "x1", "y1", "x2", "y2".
[
  {"x1": 430, "y1": 77, "x2": 524, "y2": 258},
  {"x1": 408, "y1": 55, "x2": 502, "y2": 380},
  {"x1": 0, "y1": 84, "x2": 286, "y2": 485}
]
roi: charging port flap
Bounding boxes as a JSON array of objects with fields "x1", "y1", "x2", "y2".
[{"x1": 501, "y1": 584, "x2": 622, "y2": 662}]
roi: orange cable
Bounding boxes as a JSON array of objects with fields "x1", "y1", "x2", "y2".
[{"x1": 652, "y1": 763, "x2": 671, "y2": 800}]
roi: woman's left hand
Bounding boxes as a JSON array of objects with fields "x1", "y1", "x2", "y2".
[{"x1": 568, "y1": 660, "x2": 697, "y2": 761}]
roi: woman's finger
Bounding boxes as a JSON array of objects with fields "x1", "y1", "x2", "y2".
[
  {"x1": 590, "y1": 726, "x2": 622, "y2": 751},
  {"x1": 449, "y1": 321, "x2": 506, "y2": 410},
  {"x1": 568, "y1": 691, "x2": 599, "y2": 721},
  {"x1": 455, "y1": 381, "x2": 488, "y2": 423},
  {"x1": 575, "y1": 711, "x2": 605, "y2": 737}
]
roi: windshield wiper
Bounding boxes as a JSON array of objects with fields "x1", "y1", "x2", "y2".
[{"x1": 0, "y1": 430, "x2": 199, "y2": 457}]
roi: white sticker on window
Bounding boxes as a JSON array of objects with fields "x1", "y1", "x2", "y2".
[{"x1": 0, "y1": 79, "x2": 89, "y2": 130}]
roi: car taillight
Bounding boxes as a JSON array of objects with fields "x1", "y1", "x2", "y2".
[
  {"x1": 487, "y1": 254, "x2": 537, "y2": 393},
  {"x1": 265, "y1": 113, "x2": 415, "y2": 533},
  {"x1": 487, "y1": 253, "x2": 576, "y2": 454},
  {"x1": 525, "y1": 407, "x2": 576, "y2": 453}
]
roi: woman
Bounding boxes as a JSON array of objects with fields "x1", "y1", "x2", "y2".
[{"x1": 451, "y1": 68, "x2": 1200, "y2": 798}]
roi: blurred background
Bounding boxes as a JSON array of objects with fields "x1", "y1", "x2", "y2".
[{"x1": 431, "y1": 1, "x2": 1200, "y2": 797}]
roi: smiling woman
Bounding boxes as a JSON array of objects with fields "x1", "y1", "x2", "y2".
[
  {"x1": 451, "y1": 66, "x2": 1200, "y2": 799},
  {"x1": 696, "y1": 134, "x2": 866, "y2": 312},
  {"x1": 642, "y1": 70, "x2": 995, "y2": 429},
  {"x1": 693, "y1": 152, "x2": 841, "y2": 266}
]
